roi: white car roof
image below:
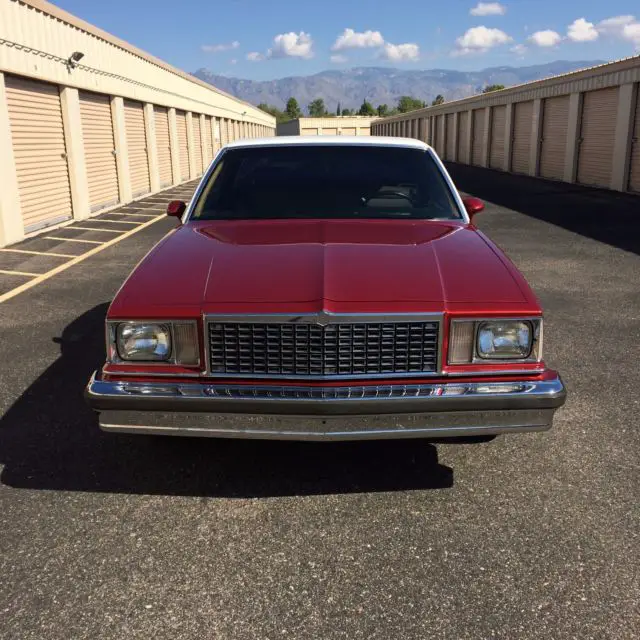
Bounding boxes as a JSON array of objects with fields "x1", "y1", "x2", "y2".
[{"x1": 224, "y1": 135, "x2": 431, "y2": 151}]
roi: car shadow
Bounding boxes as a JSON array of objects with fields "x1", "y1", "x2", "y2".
[
  {"x1": 0, "y1": 304, "x2": 453, "y2": 498},
  {"x1": 445, "y1": 163, "x2": 640, "y2": 256}
]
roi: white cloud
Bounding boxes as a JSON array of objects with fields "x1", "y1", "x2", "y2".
[
  {"x1": 453, "y1": 26, "x2": 512, "y2": 55},
  {"x1": 597, "y1": 15, "x2": 636, "y2": 37},
  {"x1": 267, "y1": 31, "x2": 314, "y2": 59},
  {"x1": 470, "y1": 2, "x2": 506, "y2": 16},
  {"x1": 330, "y1": 54, "x2": 348, "y2": 63},
  {"x1": 201, "y1": 41, "x2": 240, "y2": 53},
  {"x1": 567, "y1": 18, "x2": 598, "y2": 42},
  {"x1": 332, "y1": 28, "x2": 385, "y2": 51},
  {"x1": 528, "y1": 30, "x2": 562, "y2": 47},
  {"x1": 380, "y1": 42, "x2": 420, "y2": 61},
  {"x1": 623, "y1": 22, "x2": 640, "y2": 47},
  {"x1": 510, "y1": 43, "x2": 527, "y2": 55},
  {"x1": 246, "y1": 52, "x2": 264, "y2": 62},
  {"x1": 230, "y1": 59, "x2": 237, "y2": 65}
]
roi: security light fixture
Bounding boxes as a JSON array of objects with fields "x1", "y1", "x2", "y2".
[{"x1": 67, "y1": 51, "x2": 84, "y2": 69}]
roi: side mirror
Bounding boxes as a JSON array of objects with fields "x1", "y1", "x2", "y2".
[
  {"x1": 462, "y1": 197, "x2": 484, "y2": 220},
  {"x1": 167, "y1": 200, "x2": 186, "y2": 219}
]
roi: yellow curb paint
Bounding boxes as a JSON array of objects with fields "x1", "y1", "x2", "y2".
[{"x1": 1, "y1": 214, "x2": 164, "y2": 304}]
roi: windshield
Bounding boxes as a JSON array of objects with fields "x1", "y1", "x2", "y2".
[{"x1": 191, "y1": 145, "x2": 463, "y2": 221}]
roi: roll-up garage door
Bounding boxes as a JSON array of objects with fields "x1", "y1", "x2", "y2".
[
  {"x1": 123, "y1": 99, "x2": 150, "y2": 198},
  {"x1": 176, "y1": 110, "x2": 189, "y2": 181},
  {"x1": 80, "y1": 91, "x2": 119, "y2": 212},
  {"x1": 577, "y1": 87, "x2": 618, "y2": 188},
  {"x1": 204, "y1": 116, "x2": 214, "y2": 166},
  {"x1": 471, "y1": 109, "x2": 485, "y2": 166},
  {"x1": 539, "y1": 96, "x2": 570, "y2": 180},
  {"x1": 154, "y1": 106, "x2": 173, "y2": 188},
  {"x1": 323, "y1": 128, "x2": 338, "y2": 135},
  {"x1": 511, "y1": 101, "x2": 533, "y2": 175},
  {"x1": 489, "y1": 105, "x2": 506, "y2": 170},
  {"x1": 457, "y1": 111, "x2": 469, "y2": 164},
  {"x1": 341, "y1": 127, "x2": 356, "y2": 136},
  {"x1": 445, "y1": 113, "x2": 456, "y2": 161},
  {"x1": 191, "y1": 115, "x2": 204, "y2": 175},
  {"x1": 359, "y1": 127, "x2": 370, "y2": 136},
  {"x1": 629, "y1": 89, "x2": 640, "y2": 193},
  {"x1": 5, "y1": 76, "x2": 72, "y2": 232}
]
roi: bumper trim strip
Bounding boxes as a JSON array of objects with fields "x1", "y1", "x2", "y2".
[{"x1": 85, "y1": 372, "x2": 566, "y2": 440}]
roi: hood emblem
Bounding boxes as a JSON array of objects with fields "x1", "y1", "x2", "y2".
[{"x1": 290, "y1": 311, "x2": 332, "y2": 327}]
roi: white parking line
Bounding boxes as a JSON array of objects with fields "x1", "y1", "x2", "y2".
[
  {"x1": 1, "y1": 213, "x2": 164, "y2": 304},
  {"x1": 45, "y1": 236, "x2": 104, "y2": 244},
  {"x1": 93, "y1": 219, "x2": 143, "y2": 225},
  {"x1": 67, "y1": 226, "x2": 124, "y2": 233},
  {"x1": 0, "y1": 268, "x2": 40, "y2": 277},
  {"x1": 1, "y1": 248, "x2": 76, "y2": 258}
]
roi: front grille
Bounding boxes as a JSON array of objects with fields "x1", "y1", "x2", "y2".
[{"x1": 208, "y1": 319, "x2": 440, "y2": 378}]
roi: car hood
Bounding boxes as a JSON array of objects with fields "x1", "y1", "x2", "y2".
[{"x1": 110, "y1": 219, "x2": 536, "y2": 317}]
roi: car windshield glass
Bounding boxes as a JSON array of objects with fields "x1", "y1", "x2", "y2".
[{"x1": 191, "y1": 145, "x2": 462, "y2": 221}]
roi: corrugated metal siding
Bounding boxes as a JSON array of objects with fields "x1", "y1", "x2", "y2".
[
  {"x1": 445, "y1": 113, "x2": 456, "y2": 161},
  {"x1": 629, "y1": 89, "x2": 640, "y2": 193},
  {"x1": 191, "y1": 115, "x2": 204, "y2": 175},
  {"x1": 471, "y1": 109, "x2": 485, "y2": 166},
  {"x1": 577, "y1": 87, "x2": 618, "y2": 188},
  {"x1": 123, "y1": 99, "x2": 150, "y2": 198},
  {"x1": 176, "y1": 110, "x2": 189, "y2": 180},
  {"x1": 205, "y1": 115, "x2": 214, "y2": 164},
  {"x1": 539, "y1": 96, "x2": 570, "y2": 181},
  {"x1": 5, "y1": 75, "x2": 72, "y2": 232},
  {"x1": 457, "y1": 111, "x2": 469, "y2": 163},
  {"x1": 512, "y1": 101, "x2": 533, "y2": 175},
  {"x1": 153, "y1": 106, "x2": 173, "y2": 187},
  {"x1": 79, "y1": 91, "x2": 119, "y2": 211},
  {"x1": 489, "y1": 105, "x2": 506, "y2": 170}
]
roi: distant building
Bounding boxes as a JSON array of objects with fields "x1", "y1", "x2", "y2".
[{"x1": 277, "y1": 116, "x2": 380, "y2": 137}]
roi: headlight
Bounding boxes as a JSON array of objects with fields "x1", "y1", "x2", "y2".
[
  {"x1": 116, "y1": 323, "x2": 171, "y2": 361},
  {"x1": 477, "y1": 320, "x2": 532, "y2": 359},
  {"x1": 448, "y1": 318, "x2": 542, "y2": 364},
  {"x1": 108, "y1": 320, "x2": 200, "y2": 365}
]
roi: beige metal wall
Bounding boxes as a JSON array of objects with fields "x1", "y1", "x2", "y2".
[
  {"x1": 0, "y1": 0, "x2": 275, "y2": 247},
  {"x1": 277, "y1": 116, "x2": 379, "y2": 136},
  {"x1": 371, "y1": 56, "x2": 640, "y2": 197}
]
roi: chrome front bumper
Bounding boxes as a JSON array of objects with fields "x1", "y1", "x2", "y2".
[{"x1": 85, "y1": 372, "x2": 566, "y2": 441}]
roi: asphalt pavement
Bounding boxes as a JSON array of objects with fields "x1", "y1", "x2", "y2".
[{"x1": 0, "y1": 165, "x2": 638, "y2": 639}]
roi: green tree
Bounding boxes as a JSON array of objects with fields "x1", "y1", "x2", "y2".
[
  {"x1": 377, "y1": 104, "x2": 389, "y2": 117},
  {"x1": 257, "y1": 103, "x2": 289, "y2": 123},
  {"x1": 286, "y1": 97, "x2": 302, "y2": 120},
  {"x1": 431, "y1": 94, "x2": 445, "y2": 106},
  {"x1": 308, "y1": 98, "x2": 327, "y2": 117},
  {"x1": 341, "y1": 108, "x2": 353, "y2": 116},
  {"x1": 358, "y1": 100, "x2": 376, "y2": 116},
  {"x1": 336, "y1": 102, "x2": 342, "y2": 116},
  {"x1": 483, "y1": 84, "x2": 505, "y2": 93},
  {"x1": 397, "y1": 96, "x2": 426, "y2": 113}
]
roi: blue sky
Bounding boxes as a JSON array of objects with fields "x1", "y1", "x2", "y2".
[{"x1": 55, "y1": 0, "x2": 640, "y2": 80}]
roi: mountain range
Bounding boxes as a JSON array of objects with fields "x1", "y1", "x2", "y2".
[{"x1": 193, "y1": 61, "x2": 604, "y2": 112}]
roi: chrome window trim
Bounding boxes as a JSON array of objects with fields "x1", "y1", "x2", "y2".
[
  {"x1": 448, "y1": 317, "x2": 543, "y2": 365},
  {"x1": 106, "y1": 319, "x2": 201, "y2": 368},
  {"x1": 204, "y1": 312, "x2": 444, "y2": 380}
]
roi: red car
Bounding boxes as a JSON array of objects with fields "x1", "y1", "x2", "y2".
[{"x1": 85, "y1": 137, "x2": 566, "y2": 441}]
